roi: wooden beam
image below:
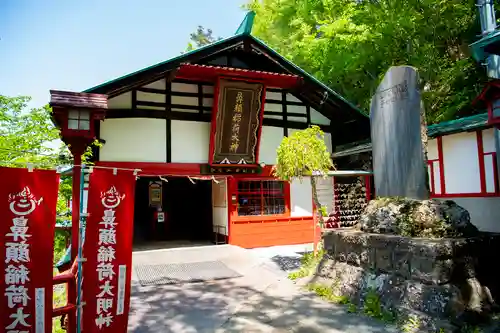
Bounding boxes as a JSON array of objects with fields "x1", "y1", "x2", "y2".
[
  {"x1": 264, "y1": 111, "x2": 306, "y2": 118},
  {"x1": 306, "y1": 105, "x2": 311, "y2": 126},
  {"x1": 132, "y1": 89, "x2": 137, "y2": 109},
  {"x1": 135, "y1": 100, "x2": 212, "y2": 112},
  {"x1": 173, "y1": 78, "x2": 214, "y2": 86},
  {"x1": 166, "y1": 82, "x2": 172, "y2": 163},
  {"x1": 265, "y1": 99, "x2": 304, "y2": 106},
  {"x1": 138, "y1": 87, "x2": 213, "y2": 98},
  {"x1": 198, "y1": 83, "x2": 204, "y2": 119},
  {"x1": 282, "y1": 91, "x2": 288, "y2": 136},
  {"x1": 105, "y1": 108, "x2": 327, "y2": 132},
  {"x1": 106, "y1": 108, "x2": 211, "y2": 122},
  {"x1": 266, "y1": 88, "x2": 284, "y2": 93}
]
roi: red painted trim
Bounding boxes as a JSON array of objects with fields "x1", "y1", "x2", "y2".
[
  {"x1": 255, "y1": 84, "x2": 267, "y2": 164},
  {"x1": 175, "y1": 64, "x2": 300, "y2": 89},
  {"x1": 428, "y1": 161, "x2": 435, "y2": 194},
  {"x1": 97, "y1": 162, "x2": 278, "y2": 178},
  {"x1": 208, "y1": 77, "x2": 221, "y2": 165},
  {"x1": 364, "y1": 175, "x2": 371, "y2": 201},
  {"x1": 436, "y1": 136, "x2": 446, "y2": 194},
  {"x1": 97, "y1": 161, "x2": 203, "y2": 176},
  {"x1": 477, "y1": 130, "x2": 487, "y2": 193}
]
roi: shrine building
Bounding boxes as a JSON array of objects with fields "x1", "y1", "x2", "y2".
[{"x1": 52, "y1": 12, "x2": 370, "y2": 249}]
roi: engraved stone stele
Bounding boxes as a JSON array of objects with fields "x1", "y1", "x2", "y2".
[{"x1": 370, "y1": 66, "x2": 428, "y2": 199}]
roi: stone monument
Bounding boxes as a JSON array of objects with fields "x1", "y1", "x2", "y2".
[{"x1": 370, "y1": 66, "x2": 428, "y2": 199}]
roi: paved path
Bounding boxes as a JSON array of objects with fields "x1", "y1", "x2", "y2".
[{"x1": 128, "y1": 244, "x2": 401, "y2": 333}]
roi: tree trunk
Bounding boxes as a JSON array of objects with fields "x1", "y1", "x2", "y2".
[{"x1": 420, "y1": 100, "x2": 431, "y2": 198}]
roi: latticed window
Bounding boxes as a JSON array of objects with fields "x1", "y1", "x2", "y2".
[{"x1": 236, "y1": 180, "x2": 287, "y2": 216}]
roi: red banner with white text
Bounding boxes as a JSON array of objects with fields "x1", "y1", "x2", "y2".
[
  {"x1": 82, "y1": 168, "x2": 136, "y2": 333},
  {"x1": 0, "y1": 167, "x2": 59, "y2": 333}
]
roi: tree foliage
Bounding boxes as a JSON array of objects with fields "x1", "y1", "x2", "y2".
[
  {"x1": 274, "y1": 126, "x2": 333, "y2": 181},
  {"x1": 0, "y1": 95, "x2": 99, "y2": 223},
  {"x1": 186, "y1": 26, "x2": 223, "y2": 51},
  {"x1": 274, "y1": 126, "x2": 333, "y2": 226},
  {"x1": 0, "y1": 95, "x2": 60, "y2": 167},
  {"x1": 247, "y1": 0, "x2": 488, "y2": 123}
]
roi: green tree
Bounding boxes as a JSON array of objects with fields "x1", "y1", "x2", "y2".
[
  {"x1": 186, "y1": 25, "x2": 222, "y2": 51},
  {"x1": 247, "y1": 0, "x2": 488, "y2": 123},
  {"x1": 0, "y1": 95, "x2": 60, "y2": 167},
  {"x1": 274, "y1": 126, "x2": 333, "y2": 227}
]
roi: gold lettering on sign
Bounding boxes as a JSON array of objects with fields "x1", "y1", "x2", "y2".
[{"x1": 230, "y1": 92, "x2": 244, "y2": 153}]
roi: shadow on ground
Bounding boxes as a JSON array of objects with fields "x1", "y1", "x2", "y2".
[{"x1": 128, "y1": 274, "x2": 398, "y2": 333}]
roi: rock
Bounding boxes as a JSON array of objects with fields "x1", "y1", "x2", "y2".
[{"x1": 358, "y1": 197, "x2": 479, "y2": 238}]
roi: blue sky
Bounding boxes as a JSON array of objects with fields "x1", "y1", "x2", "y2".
[{"x1": 0, "y1": 0, "x2": 246, "y2": 108}]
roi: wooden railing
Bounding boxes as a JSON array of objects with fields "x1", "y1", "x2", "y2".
[{"x1": 52, "y1": 259, "x2": 78, "y2": 333}]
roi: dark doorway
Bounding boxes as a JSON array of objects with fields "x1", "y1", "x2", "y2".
[{"x1": 133, "y1": 177, "x2": 213, "y2": 246}]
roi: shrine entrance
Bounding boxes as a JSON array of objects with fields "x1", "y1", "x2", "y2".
[{"x1": 133, "y1": 176, "x2": 214, "y2": 248}]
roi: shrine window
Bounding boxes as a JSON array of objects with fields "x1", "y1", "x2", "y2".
[{"x1": 236, "y1": 180, "x2": 289, "y2": 216}]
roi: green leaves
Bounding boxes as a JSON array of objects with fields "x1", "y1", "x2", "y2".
[
  {"x1": 274, "y1": 125, "x2": 333, "y2": 181},
  {"x1": 0, "y1": 95, "x2": 60, "y2": 168},
  {"x1": 250, "y1": 0, "x2": 486, "y2": 123},
  {"x1": 186, "y1": 26, "x2": 222, "y2": 51}
]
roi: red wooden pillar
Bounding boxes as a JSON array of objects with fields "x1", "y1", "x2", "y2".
[{"x1": 364, "y1": 175, "x2": 372, "y2": 202}]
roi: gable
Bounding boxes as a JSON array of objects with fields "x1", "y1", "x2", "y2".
[{"x1": 85, "y1": 34, "x2": 369, "y2": 146}]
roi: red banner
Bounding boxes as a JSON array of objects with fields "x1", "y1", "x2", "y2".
[
  {"x1": 82, "y1": 169, "x2": 136, "y2": 333},
  {"x1": 0, "y1": 167, "x2": 59, "y2": 333}
]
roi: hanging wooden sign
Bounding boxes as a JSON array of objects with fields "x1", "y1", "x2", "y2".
[
  {"x1": 148, "y1": 181, "x2": 162, "y2": 207},
  {"x1": 200, "y1": 164, "x2": 262, "y2": 175},
  {"x1": 209, "y1": 78, "x2": 265, "y2": 166}
]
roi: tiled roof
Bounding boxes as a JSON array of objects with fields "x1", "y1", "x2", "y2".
[
  {"x1": 82, "y1": 12, "x2": 367, "y2": 118},
  {"x1": 50, "y1": 90, "x2": 108, "y2": 109},
  {"x1": 334, "y1": 112, "x2": 490, "y2": 157}
]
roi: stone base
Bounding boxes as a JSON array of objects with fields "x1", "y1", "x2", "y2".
[{"x1": 318, "y1": 229, "x2": 500, "y2": 330}]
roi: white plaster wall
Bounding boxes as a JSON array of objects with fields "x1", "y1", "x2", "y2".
[
  {"x1": 485, "y1": 154, "x2": 496, "y2": 193},
  {"x1": 100, "y1": 118, "x2": 167, "y2": 162},
  {"x1": 427, "y1": 138, "x2": 438, "y2": 160},
  {"x1": 290, "y1": 178, "x2": 313, "y2": 217},
  {"x1": 428, "y1": 160, "x2": 442, "y2": 194},
  {"x1": 442, "y1": 132, "x2": 481, "y2": 194},
  {"x1": 144, "y1": 79, "x2": 166, "y2": 90},
  {"x1": 482, "y1": 128, "x2": 495, "y2": 153},
  {"x1": 311, "y1": 108, "x2": 330, "y2": 125},
  {"x1": 259, "y1": 126, "x2": 283, "y2": 165},
  {"x1": 171, "y1": 120, "x2": 210, "y2": 163},
  {"x1": 108, "y1": 92, "x2": 131, "y2": 109}
]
